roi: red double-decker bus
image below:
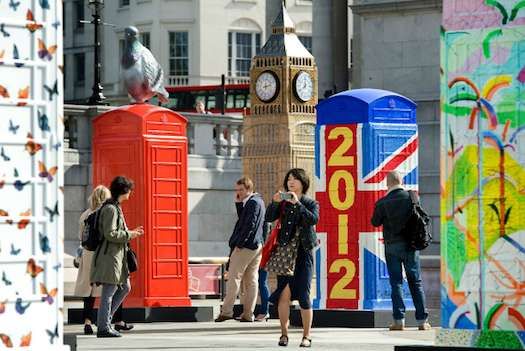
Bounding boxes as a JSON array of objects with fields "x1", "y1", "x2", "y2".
[{"x1": 163, "y1": 83, "x2": 250, "y2": 115}]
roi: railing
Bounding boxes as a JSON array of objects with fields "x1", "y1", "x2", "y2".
[
  {"x1": 63, "y1": 105, "x2": 243, "y2": 157},
  {"x1": 167, "y1": 75, "x2": 250, "y2": 86}
]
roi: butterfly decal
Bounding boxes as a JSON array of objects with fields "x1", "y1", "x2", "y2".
[
  {"x1": 0, "y1": 334, "x2": 12, "y2": 348},
  {"x1": 0, "y1": 24, "x2": 10, "y2": 38},
  {"x1": 15, "y1": 297, "x2": 31, "y2": 314},
  {"x1": 17, "y1": 86, "x2": 29, "y2": 106},
  {"x1": 1, "y1": 271, "x2": 12, "y2": 286},
  {"x1": 13, "y1": 44, "x2": 24, "y2": 68},
  {"x1": 52, "y1": 21, "x2": 61, "y2": 29},
  {"x1": 39, "y1": 232, "x2": 51, "y2": 253},
  {"x1": 0, "y1": 299, "x2": 7, "y2": 314},
  {"x1": 52, "y1": 263, "x2": 61, "y2": 271},
  {"x1": 39, "y1": 161, "x2": 58, "y2": 182},
  {"x1": 25, "y1": 134, "x2": 43, "y2": 156},
  {"x1": 40, "y1": 283, "x2": 58, "y2": 305},
  {"x1": 45, "y1": 201, "x2": 59, "y2": 222},
  {"x1": 10, "y1": 244, "x2": 21, "y2": 256},
  {"x1": 0, "y1": 84, "x2": 9, "y2": 98},
  {"x1": 19, "y1": 332, "x2": 31, "y2": 347},
  {"x1": 38, "y1": 110, "x2": 50, "y2": 131},
  {"x1": 1, "y1": 147, "x2": 10, "y2": 161},
  {"x1": 52, "y1": 142, "x2": 62, "y2": 150},
  {"x1": 26, "y1": 10, "x2": 43, "y2": 32},
  {"x1": 46, "y1": 324, "x2": 58, "y2": 344},
  {"x1": 8, "y1": 119, "x2": 19, "y2": 134},
  {"x1": 26, "y1": 258, "x2": 44, "y2": 278},
  {"x1": 14, "y1": 180, "x2": 30, "y2": 191},
  {"x1": 9, "y1": 0, "x2": 20, "y2": 11},
  {"x1": 38, "y1": 39, "x2": 57, "y2": 61},
  {"x1": 39, "y1": 0, "x2": 50, "y2": 10},
  {"x1": 43, "y1": 80, "x2": 58, "y2": 100},
  {"x1": 17, "y1": 209, "x2": 31, "y2": 229}
]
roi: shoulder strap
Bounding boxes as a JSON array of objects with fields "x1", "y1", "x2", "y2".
[{"x1": 408, "y1": 190, "x2": 419, "y2": 205}]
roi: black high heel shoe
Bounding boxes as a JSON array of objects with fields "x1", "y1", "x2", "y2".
[
  {"x1": 299, "y1": 336, "x2": 312, "y2": 348},
  {"x1": 278, "y1": 335, "x2": 289, "y2": 347},
  {"x1": 84, "y1": 324, "x2": 94, "y2": 335}
]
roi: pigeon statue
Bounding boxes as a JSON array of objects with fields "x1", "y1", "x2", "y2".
[{"x1": 121, "y1": 26, "x2": 169, "y2": 104}]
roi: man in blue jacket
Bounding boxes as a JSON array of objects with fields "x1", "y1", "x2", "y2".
[
  {"x1": 371, "y1": 171, "x2": 430, "y2": 331},
  {"x1": 215, "y1": 177, "x2": 266, "y2": 322}
]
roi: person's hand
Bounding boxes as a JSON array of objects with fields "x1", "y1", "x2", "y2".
[
  {"x1": 130, "y1": 226, "x2": 144, "y2": 239},
  {"x1": 272, "y1": 191, "x2": 281, "y2": 203},
  {"x1": 235, "y1": 193, "x2": 241, "y2": 203},
  {"x1": 287, "y1": 192, "x2": 299, "y2": 204}
]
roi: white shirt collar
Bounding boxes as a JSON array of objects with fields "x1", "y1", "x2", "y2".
[{"x1": 242, "y1": 192, "x2": 255, "y2": 206}]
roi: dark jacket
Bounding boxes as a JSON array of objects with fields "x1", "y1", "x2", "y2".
[
  {"x1": 265, "y1": 195, "x2": 319, "y2": 251},
  {"x1": 371, "y1": 187, "x2": 412, "y2": 244},
  {"x1": 228, "y1": 193, "x2": 266, "y2": 250}
]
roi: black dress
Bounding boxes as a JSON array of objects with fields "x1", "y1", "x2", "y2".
[{"x1": 267, "y1": 199, "x2": 316, "y2": 309}]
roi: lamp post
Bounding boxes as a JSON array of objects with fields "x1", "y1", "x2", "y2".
[{"x1": 87, "y1": 0, "x2": 106, "y2": 105}]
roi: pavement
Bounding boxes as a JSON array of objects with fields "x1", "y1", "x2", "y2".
[{"x1": 65, "y1": 320, "x2": 436, "y2": 351}]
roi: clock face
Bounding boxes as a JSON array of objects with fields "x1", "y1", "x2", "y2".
[
  {"x1": 255, "y1": 71, "x2": 279, "y2": 102},
  {"x1": 294, "y1": 71, "x2": 314, "y2": 102}
]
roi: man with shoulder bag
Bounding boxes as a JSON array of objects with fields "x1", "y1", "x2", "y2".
[{"x1": 371, "y1": 171, "x2": 431, "y2": 331}]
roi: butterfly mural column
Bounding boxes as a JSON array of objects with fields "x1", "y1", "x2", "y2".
[{"x1": 0, "y1": 0, "x2": 67, "y2": 349}]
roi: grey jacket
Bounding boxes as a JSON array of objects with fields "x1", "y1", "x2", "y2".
[{"x1": 90, "y1": 202, "x2": 131, "y2": 285}]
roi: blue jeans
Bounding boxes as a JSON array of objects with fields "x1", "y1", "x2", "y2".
[
  {"x1": 385, "y1": 241, "x2": 428, "y2": 323},
  {"x1": 258, "y1": 268, "x2": 270, "y2": 315},
  {"x1": 97, "y1": 280, "x2": 131, "y2": 332}
]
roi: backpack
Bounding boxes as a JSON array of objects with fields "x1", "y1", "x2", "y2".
[
  {"x1": 403, "y1": 191, "x2": 432, "y2": 250},
  {"x1": 81, "y1": 202, "x2": 114, "y2": 251}
]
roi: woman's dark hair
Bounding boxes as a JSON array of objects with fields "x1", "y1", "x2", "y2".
[
  {"x1": 110, "y1": 176, "x2": 134, "y2": 200},
  {"x1": 283, "y1": 168, "x2": 310, "y2": 194}
]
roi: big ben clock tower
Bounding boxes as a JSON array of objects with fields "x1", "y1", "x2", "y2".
[{"x1": 244, "y1": 3, "x2": 318, "y2": 203}]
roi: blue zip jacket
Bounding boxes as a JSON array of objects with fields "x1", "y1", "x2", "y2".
[{"x1": 228, "y1": 193, "x2": 266, "y2": 250}]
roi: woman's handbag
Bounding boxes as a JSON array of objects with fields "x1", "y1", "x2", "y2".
[
  {"x1": 127, "y1": 247, "x2": 138, "y2": 273},
  {"x1": 260, "y1": 221, "x2": 280, "y2": 268},
  {"x1": 265, "y1": 230, "x2": 300, "y2": 276}
]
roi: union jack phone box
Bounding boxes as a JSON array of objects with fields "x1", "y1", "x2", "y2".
[{"x1": 313, "y1": 89, "x2": 418, "y2": 310}]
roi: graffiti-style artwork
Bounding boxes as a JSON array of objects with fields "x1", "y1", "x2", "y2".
[
  {"x1": 440, "y1": 0, "x2": 525, "y2": 349},
  {"x1": 0, "y1": 0, "x2": 66, "y2": 349}
]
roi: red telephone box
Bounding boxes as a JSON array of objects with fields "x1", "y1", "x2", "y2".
[{"x1": 92, "y1": 104, "x2": 191, "y2": 307}]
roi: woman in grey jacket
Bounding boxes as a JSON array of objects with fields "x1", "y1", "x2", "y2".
[{"x1": 91, "y1": 176, "x2": 144, "y2": 338}]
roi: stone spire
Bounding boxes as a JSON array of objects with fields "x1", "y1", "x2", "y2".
[{"x1": 258, "y1": 2, "x2": 312, "y2": 58}]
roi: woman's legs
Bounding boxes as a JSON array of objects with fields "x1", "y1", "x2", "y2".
[
  {"x1": 278, "y1": 285, "x2": 291, "y2": 336},
  {"x1": 300, "y1": 308, "x2": 313, "y2": 337},
  {"x1": 82, "y1": 296, "x2": 95, "y2": 324}
]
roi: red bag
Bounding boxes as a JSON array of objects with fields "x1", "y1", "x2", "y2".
[{"x1": 260, "y1": 219, "x2": 280, "y2": 268}]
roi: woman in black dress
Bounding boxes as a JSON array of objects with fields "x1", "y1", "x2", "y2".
[{"x1": 265, "y1": 168, "x2": 319, "y2": 348}]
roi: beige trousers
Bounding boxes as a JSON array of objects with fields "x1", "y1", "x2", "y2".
[{"x1": 221, "y1": 246, "x2": 262, "y2": 318}]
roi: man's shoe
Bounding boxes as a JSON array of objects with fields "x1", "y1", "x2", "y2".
[
  {"x1": 389, "y1": 323, "x2": 405, "y2": 331},
  {"x1": 114, "y1": 322, "x2": 134, "y2": 332},
  {"x1": 418, "y1": 322, "x2": 432, "y2": 330},
  {"x1": 254, "y1": 313, "x2": 270, "y2": 322},
  {"x1": 214, "y1": 314, "x2": 233, "y2": 322},
  {"x1": 96, "y1": 329, "x2": 122, "y2": 338}
]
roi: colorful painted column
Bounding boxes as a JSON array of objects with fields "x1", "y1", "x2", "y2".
[
  {"x1": 313, "y1": 89, "x2": 418, "y2": 310},
  {"x1": 0, "y1": 1, "x2": 67, "y2": 349},
  {"x1": 439, "y1": 0, "x2": 525, "y2": 348}
]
